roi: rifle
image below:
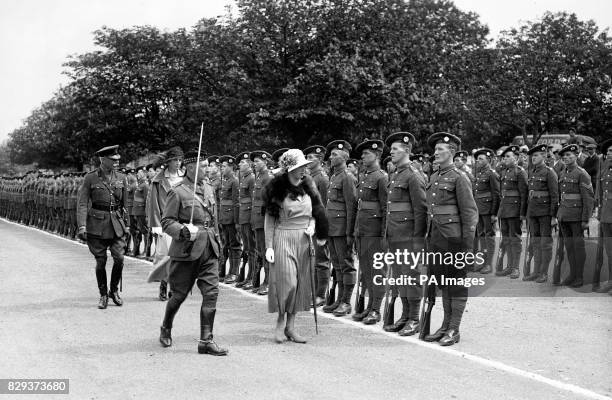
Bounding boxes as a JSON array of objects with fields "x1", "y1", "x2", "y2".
[
  {"x1": 592, "y1": 221, "x2": 604, "y2": 288},
  {"x1": 521, "y1": 230, "x2": 533, "y2": 278},
  {"x1": 382, "y1": 255, "x2": 396, "y2": 327},
  {"x1": 354, "y1": 240, "x2": 364, "y2": 314},
  {"x1": 495, "y1": 241, "x2": 506, "y2": 273},
  {"x1": 325, "y1": 269, "x2": 337, "y2": 306},
  {"x1": 308, "y1": 236, "x2": 319, "y2": 334},
  {"x1": 552, "y1": 228, "x2": 564, "y2": 285}
]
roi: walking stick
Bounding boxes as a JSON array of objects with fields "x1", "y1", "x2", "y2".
[{"x1": 308, "y1": 236, "x2": 319, "y2": 334}]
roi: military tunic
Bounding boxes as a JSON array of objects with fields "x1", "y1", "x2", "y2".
[
  {"x1": 473, "y1": 165, "x2": 500, "y2": 269},
  {"x1": 497, "y1": 165, "x2": 528, "y2": 271},
  {"x1": 218, "y1": 173, "x2": 241, "y2": 277}
]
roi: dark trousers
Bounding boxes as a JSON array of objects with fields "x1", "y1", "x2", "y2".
[
  {"x1": 429, "y1": 231, "x2": 468, "y2": 331},
  {"x1": 220, "y1": 224, "x2": 242, "y2": 276},
  {"x1": 559, "y1": 221, "x2": 586, "y2": 282},
  {"x1": 527, "y1": 215, "x2": 553, "y2": 275},
  {"x1": 600, "y1": 223, "x2": 612, "y2": 282},
  {"x1": 476, "y1": 214, "x2": 495, "y2": 267},
  {"x1": 314, "y1": 240, "x2": 330, "y2": 298},
  {"x1": 254, "y1": 228, "x2": 268, "y2": 286},
  {"x1": 329, "y1": 236, "x2": 356, "y2": 285},
  {"x1": 240, "y1": 223, "x2": 256, "y2": 280},
  {"x1": 500, "y1": 217, "x2": 522, "y2": 268},
  {"x1": 162, "y1": 239, "x2": 219, "y2": 332},
  {"x1": 87, "y1": 235, "x2": 126, "y2": 295},
  {"x1": 357, "y1": 236, "x2": 385, "y2": 298}
]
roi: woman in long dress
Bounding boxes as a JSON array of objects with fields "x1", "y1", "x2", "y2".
[{"x1": 263, "y1": 149, "x2": 328, "y2": 343}]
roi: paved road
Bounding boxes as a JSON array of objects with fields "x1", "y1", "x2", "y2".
[{"x1": 0, "y1": 219, "x2": 610, "y2": 400}]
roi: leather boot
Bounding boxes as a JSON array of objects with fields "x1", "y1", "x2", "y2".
[
  {"x1": 159, "y1": 326, "x2": 172, "y2": 347},
  {"x1": 398, "y1": 319, "x2": 419, "y2": 336},
  {"x1": 198, "y1": 308, "x2": 228, "y2": 356},
  {"x1": 439, "y1": 297, "x2": 466, "y2": 346},
  {"x1": 423, "y1": 295, "x2": 451, "y2": 342},
  {"x1": 235, "y1": 259, "x2": 247, "y2": 287},
  {"x1": 352, "y1": 290, "x2": 371, "y2": 321},
  {"x1": 333, "y1": 283, "x2": 354, "y2": 316},
  {"x1": 108, "y1": 290, "x2": 123, "y2": 306},
  {"x1": 323, "y1": 283, "x2": 343, "y2": 313}
]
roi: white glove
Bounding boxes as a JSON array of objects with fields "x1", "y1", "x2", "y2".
[
  {"x1": 265, "y1": 248, "x2": 274, "y2": 263},
  {"x1": 151, "y1": 226, "x2": 163, "y2": 235},
  {"x1": 305, "y1": 225, "x2": 315, "y2": 237}
]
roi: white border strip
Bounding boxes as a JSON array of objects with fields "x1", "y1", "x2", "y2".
[{"x1": 1, "y1": 218, "x2": 610, "y2": 400}]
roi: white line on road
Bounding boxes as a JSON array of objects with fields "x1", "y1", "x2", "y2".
[{"x1": 2, "y1": 218, "x2": 610, "y2": 400}]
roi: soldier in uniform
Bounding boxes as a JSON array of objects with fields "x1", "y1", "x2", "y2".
[
  {"x1": 158, "y1": 150, "x2": 228, "y2": 356},
  {"x1": 595, "y1": 139, "x2": 612, "y2": 293},
  {"x1": 350, "y1": 139, "x2": 388, "y2": 325},
  {"x1": 322, "y1": 140, "x2": 357, "y2": 317},
  {"x1": 382, "y1": 132, "x2": 427, "y2": 334},
  {"x1": 347, "y1": 159, "x2": 359, "y2": 183},
  {"x1": 422, "y1": 133, "x2": 478, "y2": 346},
  {"x1": 557, "y1": 144, "x2": 595, "y2": 287},
  {"x1": 76, "y1": 145, "x2": 128, "y2": 309},
  {"x1": 472, "y1": 148, "x2": 500, "y2": 274},
  {"x1": 218, "y1": 155, "x2": 241, "y2": 284},
  {"x1": 453, "y1": 150, "x2": 474, "y2": 184},
  {"x1": 249, "y1": 151, "x2": 273, "y2": 295},
  {"x1": 235, "y1": 152, "x2": 256, "y2": 289},
  {"x1": 524, "y1": 145, "x2": 559, "y2": 283},
  {"x1": 126, "y1": 172, "x2": 137, "y2": 255},
  {"x1": 304, "y1": 145, "x2": 331, "y2": 305},
  {"x1": 132, "y1": 166, "x2": 149, "y2": 257},
  {"x1": 496, "y1": 145, "x2": 528, "y2": 279}
]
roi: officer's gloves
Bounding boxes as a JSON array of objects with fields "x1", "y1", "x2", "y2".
[
  {"x1": 77, "y1": 226, "x2": 87, "y2": 241},
  {"x1": 265, "y1": 248, "x2": 274, "y2": 263}
]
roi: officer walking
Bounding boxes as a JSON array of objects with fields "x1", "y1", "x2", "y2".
[
  {"x1": 158, "y1": 150, "x2": 228, "y2": 355},
  {"x1": 76, "y1": 145, "x2": 128, "y2": 309}
]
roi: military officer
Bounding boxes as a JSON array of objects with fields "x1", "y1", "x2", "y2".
[
  {"x1": 304, "y1": 145, "x2": 331, "y2": 306},
  {"x1": 249, "y1": 150, "x2": 273, "y2": 295},
  {"x1": 496, "y1": 145, "x2": 528, "y2": 279},
  {"x1": 472, "y1": 148, "x2": 500, "y2": 274},
  {"x1": 132, "y1": 166, "x2": 149, "y2": 257},
  {"x1": 595, "y1": 139, "x2": 612, "y2": 293},
  {"x1": 126, "y1": 172, "x2": 137, "y2": 255},
  {"x1": 350, "y1": 139, "x2": 388, "y2": 325},
  {"x1": 557, "y1": 144, "x2": 595, "y2": 288},
  {"x1": 235, "y1": 151, "x2": 256, "y2": 289},
  {"x1": 423, "y1": 133, "x2": 478, "y2": 346},
  {"x1": 218, "y1": 155, "x2": 241, "y2": 283},
  {"x1": 322, "y1": 140, "x2": 357, "y2": 317},
  {"x1": 524, "y1": 144, "x2": 559, "y2": 283},
  {"x1": 76, "y1": 145, "x2": 129, "y2": 309},
  {"x1": 382, "y1": 132, "x2": 427, "y2": 335},
  {"x1": 158, "y1": 150, "x2": 228, "y2": 356}
]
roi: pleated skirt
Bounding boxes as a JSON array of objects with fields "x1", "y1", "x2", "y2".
[{"x1": 268, "y1": 228, "x2": 314, "y2": 314}]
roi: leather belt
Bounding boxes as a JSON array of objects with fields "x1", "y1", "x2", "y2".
[
  {"x1": 474, "y1": 191, "x2": 491, "y2": 199},
  {"x1": 327, "y1": 200, "x2": 346, "y2": 211},
  {"x1": 252, "y1": 199, "x2": 264, "y2": 207},
  {"x1": 239, "y1": 198, "x2": 252, "y2": 204},
  {"x1": 220, "y1": 199, "x2": 234, "y2": 206},
  {"x1": 387, "y1": 202, "x2": 413, "y2": 212},
  {"x1": 502, "y1": 190, "x2": 519, "y2": 197},
  {"x1": 92, "y1": 203, "x2": 120, "y2": 212},
  {"x1": 529, "y1": 190, "x2": 549, "y2": 198},
  {"x1": 561, "y1": 193, "x2": 581, "y2": 200},
  {"x1": 431, "y1": 205, "x2": 458, "y2": 215},
  {"x1": 358, "y1": 200, "x2": 380, "y2": 210}
]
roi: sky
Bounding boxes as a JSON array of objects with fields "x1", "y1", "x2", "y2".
[{"x1": 1, "y1": 0, "x2": 610, "y2": 144}]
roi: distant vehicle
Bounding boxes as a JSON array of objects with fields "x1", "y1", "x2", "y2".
[{"x1": 512, "y1": 134, "x2": 596, "y2": 146}]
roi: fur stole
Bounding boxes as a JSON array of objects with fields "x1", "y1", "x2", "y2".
[{"x1": 262, "y1": 173, "x2": 329, "y2": 239}]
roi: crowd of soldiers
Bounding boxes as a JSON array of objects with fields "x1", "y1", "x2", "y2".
[{"x1": 1, "y1": 132, "x2": 611, "y2": 350}]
